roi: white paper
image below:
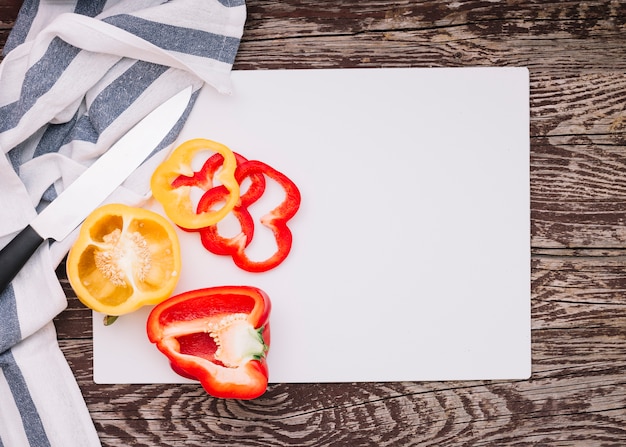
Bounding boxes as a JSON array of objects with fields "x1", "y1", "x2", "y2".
[{"x1": 93, "y1": 67, "x2": 531, "y2": 384}]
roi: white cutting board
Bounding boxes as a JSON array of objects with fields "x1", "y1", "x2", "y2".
[{"x1": 93, "y1": 67, "x2": 531, "y2": 384}]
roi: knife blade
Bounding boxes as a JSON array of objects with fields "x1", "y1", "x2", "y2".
[{"x1": 0, "y1": 86, "x2": 193, "y2": 293}]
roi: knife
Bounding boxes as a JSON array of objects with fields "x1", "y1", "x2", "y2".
[{"x1": 0, "y1": 86, "x2": 193, "y2": 293}]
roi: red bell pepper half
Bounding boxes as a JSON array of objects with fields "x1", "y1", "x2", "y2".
[
  {"x1": 147, "y1": 286, "x2": 271, "y2": 400},
  {"x1": 197, "y1": 160, "x2": 301, "y2": 273}
]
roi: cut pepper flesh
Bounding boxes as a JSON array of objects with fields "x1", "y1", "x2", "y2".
[
  {"x1": 147, "y1": 286, "x2": 271, "y2": 400},
  {"x1": 66, "y1": 203, "x2": 181, "y2": 316}
]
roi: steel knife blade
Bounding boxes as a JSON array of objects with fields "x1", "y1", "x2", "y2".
[{"x1": 0, "y1": 86, "x2": 193, "y2": 293}]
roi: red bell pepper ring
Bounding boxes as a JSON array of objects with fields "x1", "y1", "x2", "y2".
[
  {"x1": 198, "y1": 160, "x2": 301, "y2": 273},
  {"x1": 196, "y1": 186, "x2": 256, "y2": 256},
  {"x1": 172, "y1": 152, "x2": 266, "y2": 206},
  {"x1": 147, "y1": 285, "x2": 271, "y2": 400}
]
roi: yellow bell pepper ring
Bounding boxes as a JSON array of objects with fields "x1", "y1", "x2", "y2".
[
  {"x1": 66, "y1": 203, "x2": 182, "y2": 317},
  {"x1": 150, "y1": 138, "x2": 240, "y2": 230}
]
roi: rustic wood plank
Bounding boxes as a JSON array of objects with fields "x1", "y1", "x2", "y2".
[
  {"x1": 0, "y1": 0, "x2": 20, "y2": 18},
  {"x1": 531, "y1": 72, "x2": 626, "y2": 248},
  {"x1": 54, "y1": 264, "x2": 93, "y2": 339},
  {"x1": 235, "y1": 0, "x2": 626, "y2": 73},
  {"x1": 0, "y1": 0, "x2": 19, "y2": 54}
]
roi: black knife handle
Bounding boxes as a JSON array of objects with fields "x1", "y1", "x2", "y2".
[{"x1": 0, "y1": 225, "x2": 45, "y2": 294}]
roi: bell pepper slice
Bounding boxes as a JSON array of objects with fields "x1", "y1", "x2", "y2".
[
  {"x1": 66, "y1": 203, "x2": 182, "y2": 317},
  {"x1": 188, "y1": 152, "x2": 266, "y2": 255},
  {"x1": 197, "y1": 160, "x2": 301, "y2": 272},
  {"x1": 150, "y1": 138, "x2": 240, "y2": 230},
  {"x1": 196, "y1": 186, "x2": 256, "y2": 256},
  {"x1": 172, "y1": 151, "x2": 266, "y2": 206},
  {"x1": 173, "y1": 151, "x2": 266, "y2": 249},
  {"x1": 147, "y1": 286, "x2": 271, "y2": 400}
]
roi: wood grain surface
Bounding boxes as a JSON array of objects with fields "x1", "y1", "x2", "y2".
[{"x1": 3, "y1": 1, "x2": 626, "y2": 446}]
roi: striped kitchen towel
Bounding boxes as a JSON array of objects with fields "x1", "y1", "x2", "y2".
[{"x1": 0, "y1": 1, "x2": 246, "y2": 446}]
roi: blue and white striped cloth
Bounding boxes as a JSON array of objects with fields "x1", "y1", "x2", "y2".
[{"x1": 0, "y1": 1, "x2": 246, "y2": 445}]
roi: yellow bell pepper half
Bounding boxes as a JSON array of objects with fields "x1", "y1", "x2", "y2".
[{"x1": 66, "y1": 203, "x2": 182, "y2": 316}]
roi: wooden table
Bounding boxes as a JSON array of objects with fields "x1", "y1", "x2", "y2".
[{"x1": 2, "y1": 1, "x2": 626, "y2": 445}]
